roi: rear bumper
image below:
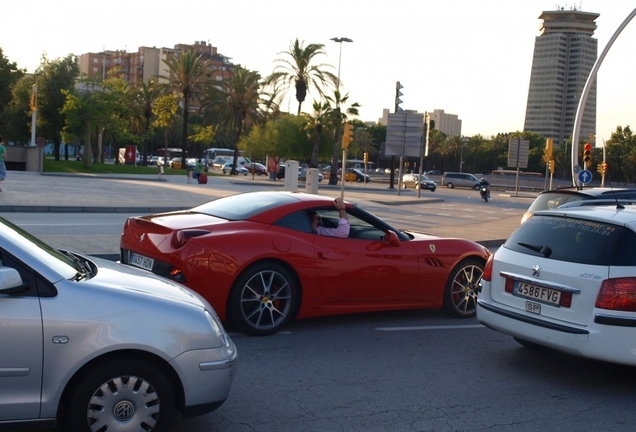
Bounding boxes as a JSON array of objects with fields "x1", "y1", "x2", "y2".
[{"x1": 477, "y1": 299, "x2": 636, "y2": 365}]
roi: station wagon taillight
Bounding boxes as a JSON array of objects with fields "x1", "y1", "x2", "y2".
[
  {"x1": 482, "y1": 254, "x2": 494, "y2": 282},
  {"x1": 596, "y1": 278, "x2": 636, "y2": 312}
]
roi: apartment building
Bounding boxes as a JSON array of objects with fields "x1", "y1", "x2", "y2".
[{"x1": 78, "y1": 40, "x2": 235, "y2": 84}]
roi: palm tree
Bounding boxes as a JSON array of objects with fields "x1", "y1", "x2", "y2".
[
  {"x1": 163, "y1": 51, "x2": 212, "y2": 165},
  {"x1": 267, "y1": 38, "x2": 337, "y2": 115},
  {"x1": 204, "y1": 67, "x2": 264, "y2": 174},
  {"x1": 326, "y1": 90, "x2": 360, "y2": 185},
  {"x1": 303, "y1": 100, "x2": 333, "y2": 168},
  {"x1": 130, "y1": 78, "x2": 166, "y2": 165}
]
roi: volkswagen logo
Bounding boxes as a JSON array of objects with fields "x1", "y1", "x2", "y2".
[{"x1": 113, "y1": 400, "x2": 135, "y2": 421}]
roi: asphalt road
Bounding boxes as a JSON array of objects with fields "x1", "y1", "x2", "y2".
[
  {"x1": 18, "y1": 310, "x2": 636, "y2": 432},
  {"x1": 11, "y1": 173, "x2": 635, "y2": 432}
]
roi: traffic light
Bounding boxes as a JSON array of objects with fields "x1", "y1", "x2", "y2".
[
  {"x1": 548, "y1": 160, "x2": 555, "y2": 174},
  {"x1": 341, "y1": 123, "x2": 354, "y2": 149},
  {"x1": 363, "y1": 152, "x2": 369, "y2": 164},
  {"x1": 543, "y1": 138, "x2": 553, "y2": 163},
  {"x1": 598, "y1": 162, "x2": 609, "y2": 175},
  {"x1": 583, "y1": 143, "x2": 593, "y2": 168}
]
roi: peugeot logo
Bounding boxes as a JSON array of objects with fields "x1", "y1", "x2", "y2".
[
  {"x1": 140, "y1": 233, "x2": 146, "y2": 242},
  {"x1": 532, "y1": 265, "x2": 541, "y2": 277}
]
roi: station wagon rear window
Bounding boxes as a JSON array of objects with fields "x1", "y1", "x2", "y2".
[{"x1": 504, "y1": 215, "x2": 622, "y2": 266}]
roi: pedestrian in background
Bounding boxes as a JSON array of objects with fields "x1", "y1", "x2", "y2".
[{"x1": 0, "y1": 136, "x2": 6, "y2": 192}]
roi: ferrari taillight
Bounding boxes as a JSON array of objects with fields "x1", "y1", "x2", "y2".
[
  {"x1": 173, "y1": 229, "x2": 210, "y2": 249},
  {"x1": 482, "y1": 254, "x2": 494, "y2": 282},
  {"x1": 167, "y1": 267, "x2": 186, "y2": 283},
  {"x1": 596, "y1": 278, "x2": 636, "y2": 312}
]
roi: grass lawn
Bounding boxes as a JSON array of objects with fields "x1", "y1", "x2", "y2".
[{"x1": 42, "y1": 158, "x2": 223, "y2": 176}]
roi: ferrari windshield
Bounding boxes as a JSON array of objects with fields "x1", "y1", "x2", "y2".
[{"x1": 192, "y1": 192, "x2": 299, "y2": 220}]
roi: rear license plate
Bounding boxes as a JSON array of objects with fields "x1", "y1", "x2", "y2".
[
  {"x1": 514, "y1": 281, "x2": 561, "y2": 306},
  {"x1": 129, "y1": 252, "x2": 154, "y2": 271}
]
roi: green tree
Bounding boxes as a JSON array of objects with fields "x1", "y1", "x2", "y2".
[
  {"x1": 267, "y1": 38, "x2": 336, "y2": 115},
  {"x1": 152, "y1": 93, "x2": 181, "y2": 163},
  {"x1": 2, "y1": 74, "x2": 34, "y2": 144},
  {"x1": 61, "y1": 74, "x2": 132, "y2": 168},
  {"x1": 129, "y1": 78, "x2": 166, "y2": 165},
  {"x1": 303, "y1": 100, "x2": 333, "y2": 168},
  {"x1": 0, "y1": 48, "x2": 26, "y2": 138},
  {"x1": 240, "y1": 114, "x2": 309, "y2": 164},
  {"x1": 326, "y1": 90, "x2": 360, "y2": 185},
  {"x1": 606, "y1": 126, "x2": 636, "y2": 183},
  {"x1": 35, "y1": 54, "x2": 80, "y2": 160},
  {"x1": 164, "y1": 51, "x2": 212, "y2": 165},
  {"x1": 205, "y1": 67, "x2": 264, "y2": 174}
]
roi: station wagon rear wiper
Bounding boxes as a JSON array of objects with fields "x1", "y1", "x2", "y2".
[{"x1": 518, "y1": 242, "x2": 552, "y2": 258}]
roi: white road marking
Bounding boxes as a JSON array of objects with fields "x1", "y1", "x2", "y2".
[{"x1": 376, "y1": 324, "x2": 485, "y2": 331}]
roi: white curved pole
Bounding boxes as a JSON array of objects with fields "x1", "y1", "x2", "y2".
[{"x1": 572, "y1": 8, "x2": 636, "y2": 185}]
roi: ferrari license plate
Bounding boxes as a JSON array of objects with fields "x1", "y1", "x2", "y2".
[
  {"x1": 129, "y1": 252, "x2": 154, "y2": 271},
  {"x1": 514, "y1": 282, "x2": 561, "y2": 306}
]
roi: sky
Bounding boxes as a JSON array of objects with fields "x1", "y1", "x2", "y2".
[{"x1": 3, "y1": 0, "x2": 636, "y2": 145}]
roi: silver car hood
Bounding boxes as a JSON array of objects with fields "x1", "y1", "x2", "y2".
[{"x1": 80, "y1": 255, "x2": 210, "y2": 309}]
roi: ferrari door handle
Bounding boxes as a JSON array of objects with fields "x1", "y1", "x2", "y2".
[{"x1": 317, "y1": 251, "x2": 346, "y2": 261}]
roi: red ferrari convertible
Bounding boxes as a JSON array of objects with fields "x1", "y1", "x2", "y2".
[{"x1": 120, "y1": 191, "x2": 489, "y2": 335}]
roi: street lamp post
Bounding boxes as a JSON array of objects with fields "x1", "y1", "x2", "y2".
[
  {"x1": 330, "y1": 37, "x2": 353, "y2": 89},
  {"x1": 331, "y1": 37, "x2": 353, "y2": 199}
]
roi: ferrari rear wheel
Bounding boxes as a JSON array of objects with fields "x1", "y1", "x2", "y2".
[
  {"x1": 442, "y1": 258, "x2": 483, "y2": 318},
  {"x1": 229, "y1": 262, "x2": 299, "y2": 336}
]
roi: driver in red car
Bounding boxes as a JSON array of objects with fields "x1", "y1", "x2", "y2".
[{"x1": 311, "y1": 198, "x2": 350, "y2": 238}]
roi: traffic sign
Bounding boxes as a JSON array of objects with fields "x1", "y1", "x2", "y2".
[{"x1": 577, "y1": 169, "x2": 593, "y2": 184}]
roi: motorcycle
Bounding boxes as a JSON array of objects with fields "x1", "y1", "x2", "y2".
[{"x1": 479, "y1": 182, "x2": 490, "y2": 202}]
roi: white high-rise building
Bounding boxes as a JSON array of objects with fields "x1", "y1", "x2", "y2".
[{"x1": 523, "y1": 8, "x2": 598, "y2": 147}]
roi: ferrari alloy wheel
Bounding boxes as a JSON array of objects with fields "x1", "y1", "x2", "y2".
[
  {"x1": 66, "y1": 358, "x2": 174, "y2": 432},
  {"x1": 442, "y1": 258, "x2": 484, "y2": 318},
  {"x1": 229, "y1": 262, "x2": 299, "y2": 336}
]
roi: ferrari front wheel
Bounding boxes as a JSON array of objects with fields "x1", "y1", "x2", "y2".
[
  {"x1": 228, "y1": 262, "x2": 299, "y2": 336},
  {"x1": 442, "y1": 258, "x2": 484, "y2": 318}
]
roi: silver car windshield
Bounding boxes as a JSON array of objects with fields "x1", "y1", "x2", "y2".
[{"x1": 0, "y1": 217, "x2": 78, "y2": 279}]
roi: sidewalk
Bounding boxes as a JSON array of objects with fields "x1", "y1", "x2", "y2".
[{"x1": 0, "y1": 171, "x2": 527, "y2": 253}]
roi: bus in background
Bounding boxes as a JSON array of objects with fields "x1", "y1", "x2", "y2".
[
  {"x1": 203, "y1": 148, "x2": 250, "y2": 171},
  {"x1": 156, "y1": 147, "x2": 183, "y2": 160}
]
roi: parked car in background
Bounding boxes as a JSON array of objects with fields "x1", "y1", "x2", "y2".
[
  {"x1": 343, "y1": 168, "x2": 371, "y2": 183},
  {"x1": 0, "y1": 217, "x2": 237, "y2": 431},
  {"x1": 478, "y1": 204, "x2": 636, "y2": 366},
  {"x1": 244, "y1": 162, "x2": 267, "y2": 176},
  {"x1": 299, "y1": 167, "x2": 324, "y2": 182},
  {"x1": 172, "y1": 158, "x2": 196, "y2": 170},
  {"x1": 521, "y1": 187, "x2": 636, "y2": 224},
  {"x1": 426, "y1": 170, "x2": 442, "y2": 176},
  {"x1": 401, "y1": 173, "x2": 436, "y2": 191},
  {"x1": 120, "y1": 191, "x2": 489, "y2": 336},
  {"x1": 222, "y1": 162, "x2": 248, "y2": 175},
  {"x1": 441, "y1": 172, "x2": 481, "y2": 189}
]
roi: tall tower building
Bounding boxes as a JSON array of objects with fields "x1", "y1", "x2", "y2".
[{"x1": 523, "y1": 8, "x2": 599, "y2": 147}]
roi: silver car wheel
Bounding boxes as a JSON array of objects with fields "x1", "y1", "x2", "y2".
[
  {"x1": 67, "y1": 359, "x2": 174, "y2": 432},
  {"x1": 443, "y1": 259, "x2": 483, "y2": 318},
  {"x1": 231, "y1": 263, "x2": 298, "y2": 336},
  {"x1": 87, "y1": 375, "x2": 159, "y2": 431}
]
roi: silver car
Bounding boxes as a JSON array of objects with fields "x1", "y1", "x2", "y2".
[{"x1": 0, "y1": 217, "x2": 237, "y2": 431}]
